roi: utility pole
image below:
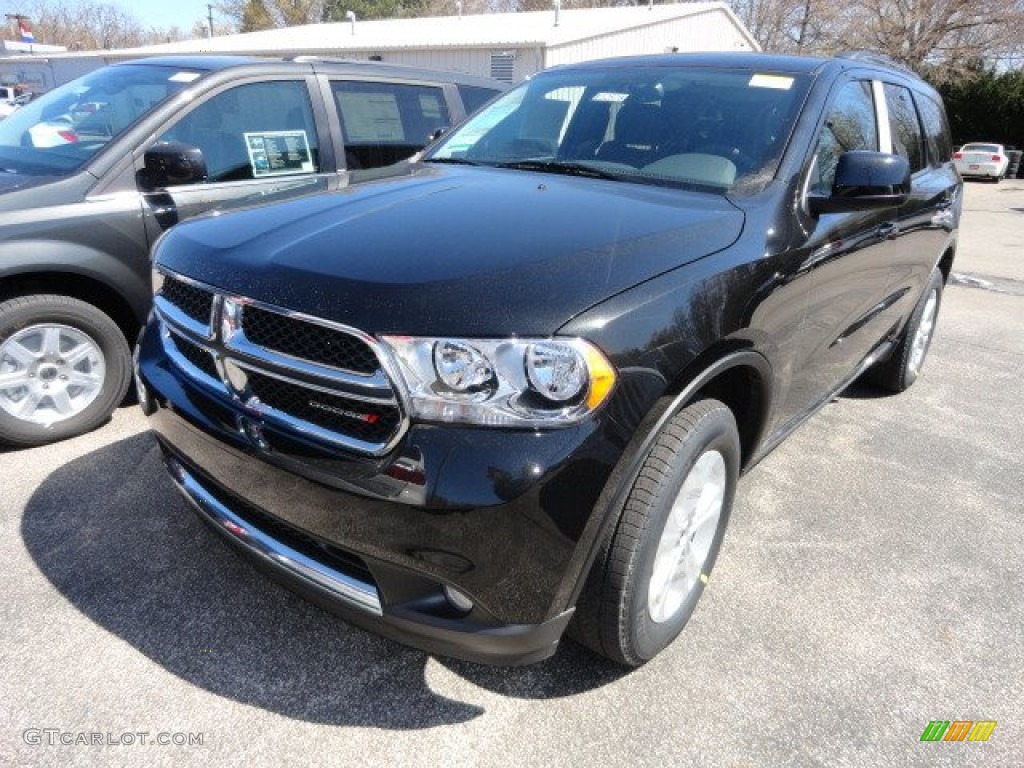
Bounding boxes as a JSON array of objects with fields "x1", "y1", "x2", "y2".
[{"x1": 207, "y1": 4, "x2": 214, "y2": 39}]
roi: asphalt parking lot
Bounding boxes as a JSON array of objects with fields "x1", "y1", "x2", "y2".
[{"x1": 2, "y1": 179, "x2": 1022, "y2": 768}]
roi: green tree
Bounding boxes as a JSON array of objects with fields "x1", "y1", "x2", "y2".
[
  {"x1": 938, "y1": 68, "x2": 1024, "y2": 149},
  {"x1": 241, "y1": 0, "x2": 275, "y2": 31},
  {"x1": 321, "y1": 0, "x2": 423, "y2": 21}
]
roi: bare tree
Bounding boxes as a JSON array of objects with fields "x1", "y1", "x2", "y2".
[
  {"x1": 732, "y1": 0, "x2": 1024, "y2": 77},
  {"x1": 17, "y1": 0, "x2": 201, "y2": 48},
  {"x1": 846, "y1": 0, "x2": 1024, "y2": 77}
]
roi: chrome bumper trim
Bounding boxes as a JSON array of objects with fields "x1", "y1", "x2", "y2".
[{"x1": 168, "y1": 458, "x2": 383, "y2": 616}]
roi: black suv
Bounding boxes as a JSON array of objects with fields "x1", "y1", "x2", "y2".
[
  {"x1": 0, "y1": 55, "x2": 504, "y2": 446},
  {"x1": 137, "y1": 52, "x2": 961, "y2": 665}
]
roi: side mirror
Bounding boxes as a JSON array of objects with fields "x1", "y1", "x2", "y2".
[
  {"x1": 429, "y1": 127, "x2": 448, "y2": 142},
  {"x1": 809, "y1": 151, "x2": 911, "y2": 214},
  {"x1": 138, "y1": 142, "x2": 207, "y2": 191}
]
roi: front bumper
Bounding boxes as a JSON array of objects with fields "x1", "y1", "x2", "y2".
[
  {"x1": 137, "y1": 314, "x2": 640, "y2": 664},
  {"x1": 162, "y1": 448, "x2": 573, "y2": 665}
]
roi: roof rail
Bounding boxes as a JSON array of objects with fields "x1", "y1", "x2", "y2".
[
  {"x1": 837, "y1": 51, "x2": 920, "y2": 78},
  {"x1": 287, "y1": 55, "x2": 366, "y2": 65}
]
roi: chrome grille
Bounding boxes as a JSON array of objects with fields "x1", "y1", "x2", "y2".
[
  {"x1": 160, "y1": 275, "x2": 215, "y2": 325},
  {"x1": 154, "y1": 268, "x2": 406, "y2": 456},
  {"x1": 241, "y1": 305, "x2": 380, "y2": 375},
  {"x1": 246, "y1": 370, "x2": 401, "y2": 445},
  {"x1": 169, "y1": 334, "x2": 219, "y2": 380}
]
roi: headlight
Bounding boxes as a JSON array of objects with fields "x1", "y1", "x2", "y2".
[{"x1": 379, "y1": 336, "x2": 615, "y2": 427}]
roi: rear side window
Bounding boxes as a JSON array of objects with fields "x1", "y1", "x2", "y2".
[
  {"x1": 884, "y1": 84, "x2": 925, "y2": 173},
  {"x1": 332, "y1": 81, "x2": 450, "y2": 170},
  {"x1": 810, "y1": 80, "x2": 878, "y2": 195},
  {"x1": 457, "y1": 85, "x2": 501, "y2": 115},
  {"x1": 915, "y1": 93, "x2": 953, "y2": 165}
]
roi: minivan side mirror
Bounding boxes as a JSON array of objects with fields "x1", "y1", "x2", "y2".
[
  {"x1": 809, "y1": 151, "x2": 911, "y2": 214},
  {"x1": 138, "y1": 142, "x2": 207, "y2": 191}
]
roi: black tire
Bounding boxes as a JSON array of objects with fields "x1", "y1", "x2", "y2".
[
  {"x1": 569, "y1": 399, "x2": 740, "y2": 666},
  {"x1": 0, "y1": 295, "x2": 131, "y2": 447},
  {"x1": 867, "y1": 269, "x2": 943, "y2": 393}
]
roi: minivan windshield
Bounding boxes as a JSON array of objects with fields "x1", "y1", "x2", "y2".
[
  {"x1": 426, "y1": 65, "x2": 811, "y2": 194},
  {"x1": 0, "y1": 63, "x2": 203, "y2": 176}
]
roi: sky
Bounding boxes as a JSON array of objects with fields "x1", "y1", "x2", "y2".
[{"x1": 114, "y1": 0, "x2": 220, "y2": 32}]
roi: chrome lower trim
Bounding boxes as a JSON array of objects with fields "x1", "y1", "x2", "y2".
[{"x1": 168, "y1": 458, "x2": 383, "y2": 616}]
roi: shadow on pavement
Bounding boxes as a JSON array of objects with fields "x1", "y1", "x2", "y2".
[
  {"x1": 21, "y1": 432, "x2": 627, "y2": 728},
  {"x1": 837, "y1": 378, "x2": 896, "y2": 400}
]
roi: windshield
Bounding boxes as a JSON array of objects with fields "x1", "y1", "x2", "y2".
[
  {"x1": 426, "y1": 65, "x2": 811, "y2": 194},
  {"x1": 0, "y1": 63, "x2": 204, "y2": 176}
]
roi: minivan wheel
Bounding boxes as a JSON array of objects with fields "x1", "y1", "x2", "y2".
[
  {"x1": 0, "y1": 295, "x2": 131, "y2": 447},
  {"x1": 868, "y1": 268, "x2": 943, "y2": 393},
  {"x1": 570, "y1": 399, "x2": 740, "y2": 666}
]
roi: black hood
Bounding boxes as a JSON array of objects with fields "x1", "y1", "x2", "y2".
[{"x1": 156, "y1": 165, "x2": 745, "y2": 336}]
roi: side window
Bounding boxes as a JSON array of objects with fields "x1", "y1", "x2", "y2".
[
  {"x1": 914, "y1": 92, "x2": 953, "y2": 167},
  {"x1": 458, "y1": 85, "x2": 501, "y2": 115},
  {"x1": 332, "y1": 81, "x2": 450, "y2": 170},
  {"x1": 810, "y1": 80, "x2": 877, "y2": 195},
  {"x1": 157, "y1": 81, "x2": 319, "y2": 183},
  {"x1": 884, "y1": 83, "x2": 925, "y2": 173}
]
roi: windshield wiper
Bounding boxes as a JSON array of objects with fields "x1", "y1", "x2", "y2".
[
  {"x1": 493, "y1": 160, "x2": 623, "y2": 181},
  {"x1": 424, "y1": 157, "x2": 483, "y2": 166}
]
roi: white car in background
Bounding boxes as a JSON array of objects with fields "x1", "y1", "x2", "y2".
[
  {"x1": 953, "y1": 143, "x2": 1010, "y2": 181},
  {"x1": 0, "y1": 92, "x2": 35, "y2": 119}
]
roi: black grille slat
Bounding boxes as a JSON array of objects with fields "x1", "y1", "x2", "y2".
[
  {"x1": 161, "y1": 277, "x2": 214, "y2": 325},
  {"x1": 170, "y1": 335, "x2": 219, "y2": 380},
  {"x1": 247, "y1": 370, "x2": 400, "y2": 444},
  {"x1": 241, "y1": 305, "x2": 380, "y2": 375}
]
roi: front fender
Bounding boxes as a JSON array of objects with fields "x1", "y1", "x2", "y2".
[{"x1": 0, "y1": 240, "x2": 151, "y2": 324}]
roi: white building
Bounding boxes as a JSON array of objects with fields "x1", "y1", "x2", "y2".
[
  {"x1": 1, "y1": 3, "x2": 758, "y2": 92},
  {"x1": 122, "y1": 3, "x2": 758, "y2": 82}
]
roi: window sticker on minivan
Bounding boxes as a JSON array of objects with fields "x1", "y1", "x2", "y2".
[
  {"x1": 749, "y1": 74, "x2": 794, "y2": 90},
  {"x1": 337, "y1": 92, "x2": 405, "y2": 142},
  {"x1": 244, "y1": 130, "x2": 314, "y2": 177},
  {"x1": 168, "y1": 72, "x2": 202, "y2": 83}
]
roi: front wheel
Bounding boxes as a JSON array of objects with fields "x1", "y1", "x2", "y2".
[
  {"x1": 0, "y1": 295, "x2": 131, "y2": 447},
  {"x1": 570, "y1": 399, "x2": 740, "y2": 666}
]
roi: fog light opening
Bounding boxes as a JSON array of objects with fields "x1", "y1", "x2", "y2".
[{"x1": 443, "y1": 585, "x2": 474, "y2": 614}]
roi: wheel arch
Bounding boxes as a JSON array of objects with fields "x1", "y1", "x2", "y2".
[
  {"x1": 560, "y1": 348, "x2": 773, "y2": 613},
  {"x1": 0, "y1": 261, "x2": 148, "y2": 345},
  {"x1": 668, "y1": 350, "x2": 773, "y2": 471}
]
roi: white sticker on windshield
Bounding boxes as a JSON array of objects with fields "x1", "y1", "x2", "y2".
[
  {"x1": 749, "y1": 74, "x2": 794, "y2": 90},
  {"x1": 168, "y1": 72, "x2": 201, "y2": 83},
  {"x1": 592, "y1": 92, "x2": 629, "y2": 103}
]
